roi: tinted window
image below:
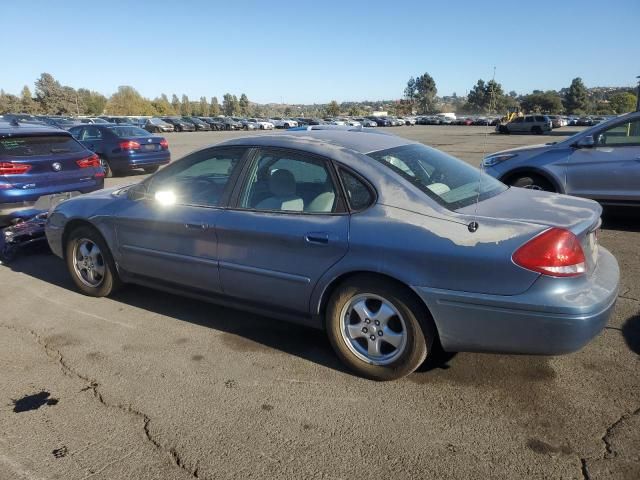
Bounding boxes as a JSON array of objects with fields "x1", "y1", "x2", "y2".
[
  {"x1": 597, "y1": 119, "x2": 640, "y2": 146},
  {"x1": 535, "y1": 116, "x2": 546, "y2": 122},
  {"x1": 79, "y1": 127, "x2": 103, "y2": 141},
  {"x1": 241, "y1": 150, "x2": 338, "y2": 213},
  {"x1": 109, "y1": 126, "x2": 151, "y2": 137},
  {"x1": 525, "y1": 117, "x2": 534, "y2": 122},
  {"x1": 512, "y1": 117, "x2": 524, "y2": 123},
  {"x1": 0, "y1": 135, "x2": 86, "y2": 157},
  {"x1": 369, "y1": 144, "x2": 506, "y2": 210},
  {"x1": 147, "y1": 148, "x2": 244, "y2": 207},
  {"x1": 339, "y1": 169, "x2": 374, "y2": 211}
]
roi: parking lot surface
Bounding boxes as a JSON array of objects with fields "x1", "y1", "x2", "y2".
[{"x1": 1, "y1": 126, "x2": 638, "y2": 480}]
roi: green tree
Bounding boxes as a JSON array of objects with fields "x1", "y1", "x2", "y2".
[
  {"x1": 284, "y1": 106, "x2": 292, "y2": 117},
  {"x1": 348, "y1": 105, "x2": 363, "y2": 116},
  {"x1": 520, "y1": 91, "x2": 563, "y2": 113},
  {"x1": 199, "y1": 96, "x2": 209, "y2": 116},
  {"x1": 239, "y1": 94, "x2": 250, "y2": 116},
  {"x1": 0, "y1": 90, "x2": 20, "y2": 114},
  {"x1": 405, "y1": 73, "x2": 437, "y2": 113},
  {"x1": 325, "y1": 100, "x2": 340, "y2": 117},
  {"x1": 609, "y1": 92, "x2": 637, "y2": 114},
  {"x1": 180, "y1": 95, "x2": 190, "y2": 116},
  {"x1": 563, "y1": 78, "x2": 589, "y2": 114},
  {"x1": 152, "y1": 94, "x2": 174, "y2": 115},
  {"x1": 77, "y1": 89, "x2": 107, "y2": 115},
  {"x1": 34, "y1": 73, "x2": 66, "y2": 114},
  {"x1": 106, "y1": 86, "x2": 155, "y2": 115},
  {"x1": 210, "y1": 96, "x2": 220, "y2": 116},
  {"x1": 171, "y1": 94, "x2": 181, "y2": 114},
  {"x1": 20, "y1": 86, "x2": 38, "y2": 113},
  {"x1": 222, "y1": 93, "x2": 239, "y2": 116},
  {"x1": 464, "y1": 79, "x2": 513, "y2": 113}
]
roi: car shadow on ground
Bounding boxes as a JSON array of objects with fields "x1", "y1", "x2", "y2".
[
  {"x1": 601, "y1": 208, "x2": 640, "y2": 232},
  {"x1": 622, "y1": 315, "x2": 640, "y2": 355}
]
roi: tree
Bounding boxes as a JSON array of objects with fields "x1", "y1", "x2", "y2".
[
  {"x1": 0, "y1": 90, "x2": 20, "y2": 114},
  {"x1": 405, "y1": 73, "x2": 437, "y2": 113},
  {"x1": 348, "y1": 105, "x2": 363, "y2": 116},
  {"x1": 609, "y1": 92, "x2": 637, "y2": 114},
  {"x1": 152, "y1": 94, "x2": 174, "y2": 115},
  {"x1": 463, "y1": 79, "x2": 513, "y2": 113},
  {"x1": 20, "y1": 86, "x2": 38, "y2": 113},
  {"x1": 520, "y1": 91, "x2": 563, "y2": 113},
  {"x1": 180, "y1": 95, "x2": 190, "y2": 115},
  {"x1": 199, "y1": 96, "x2": 209, "y2": 116},
  {"x1": 34, "y1": 73, "x2": 66, "y2": 114},
  {"x1": 210, "y1": 96, "x2": 220, "y2": 116},
  {"x1": 106, "y1": 86, "x2": 155, "y2": 115},
  {"x1": 222, "y1": 93, "x2": 239, "y2": 116},
  {"x1": 563, "y1": 77, "x2": 589, "y2": 114},
  {"x1": 77, "y1": 88, "x2": 107, "y2": 115},
  {"x1": 239, "y1": 94, "x2": 249, "y2": 116},
  {"x1": 171, "y1": 94, "x2": 181, "y2": 114},
  {"x1": 284, "y1": 106, "x2": 292, "y2": 117},
  {"x1": 325, "y1": 100, "x2": 340, "y2": 117}
]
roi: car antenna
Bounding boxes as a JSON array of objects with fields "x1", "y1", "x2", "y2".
[{"x1": 468, "y1": 66, "x2": 497, "y2": 233}]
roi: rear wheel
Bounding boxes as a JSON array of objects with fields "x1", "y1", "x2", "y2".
[
  {"x1": 326, "y1": 276, "x2": 435, "y2": 381},
  {"x1": 65, "y1": 226, "x2": 122, "y2": 297},
  {"x1": 532, "y1": 126, "x2": 543, "y2": 135},
  {"x1": 508, "y1": 173, "x2": 555, "y2": 192},
  {"x1": 98, "y1": 156, "x2": 112, "y2": 178},
  {"x1": 143, "y1": 166, "x2": 159, "y2": 174}
]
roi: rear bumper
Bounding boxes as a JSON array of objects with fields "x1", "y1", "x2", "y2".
[
  {"x1": 109, "y1": 151, "x2": 171, "y2": 170},
  {"x1": 414, "y1": 247, "x2": 619, "y2": 355}
]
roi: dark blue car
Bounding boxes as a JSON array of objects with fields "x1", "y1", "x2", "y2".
[
  {"x1": 0, "y1": 120, "x2": 104, "y2": 224},
  {"x1": 69, "y1": 124, "x2": 170, "y2": 177}
]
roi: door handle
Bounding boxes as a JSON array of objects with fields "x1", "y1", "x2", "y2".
[
  {"x1": 305, "y1": 232, "x2": 329, "y2": 245},
  {"x1": 185, "y1": 223, "x2": 209, "y2": 231}
]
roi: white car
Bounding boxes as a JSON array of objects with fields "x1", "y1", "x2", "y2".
[
  {"x1": 269, "y1": 117, "x2": 298, "y2": 129},
  {"x1": 248, "y1": 118, "x2": 275, "y2": 130},
  {"x1": 344, "y1": 118, "x2": 361, "y2": 127}
]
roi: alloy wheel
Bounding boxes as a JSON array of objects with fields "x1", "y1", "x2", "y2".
[{"x1": 72, "y1": 238, "x2": 106, "y2": 288}]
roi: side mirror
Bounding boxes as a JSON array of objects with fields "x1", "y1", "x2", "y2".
[
  {"x1": 127, "y1": 183, "x2": 147, "y2": 201},
  {"x1": 575, "y1": 135, "x2": 595, "y2": 148}
]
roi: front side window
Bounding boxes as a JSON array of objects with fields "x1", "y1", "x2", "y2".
[
  {"x1": 80, "y1": 127, "x2": 102, "y2": 141},
  {"x1": 525, "y1": 117, "x2": 534, "y2": 123},
  {"x1": 512, "y1": 117, "x2": 524, "y2": 124},
  {"x1": 369, "y1": 144, "x2": 507, "y2": 210},
  {"x1": 597, "y1": 119, "x2": 640, "y2": 147},
  {"x1": 147, "y1": 148, "x2": 244, "y2": 207},
  {"x1": 240, "y1": 150, "x2": 338, "y2": 213}
]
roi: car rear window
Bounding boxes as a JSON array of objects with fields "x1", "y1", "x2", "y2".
[
  {"x1": 108, "y1": 126, "x2": 151, "y2": 137},
  {"x1": 0, "y1": 135, "x2": 86, "y2": 157}
]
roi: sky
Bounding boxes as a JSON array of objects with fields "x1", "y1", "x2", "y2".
[{"x1": 2, "y1": 0, "x2": 638, "y2": 104}]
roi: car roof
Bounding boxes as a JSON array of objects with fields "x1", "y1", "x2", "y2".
[
  {"x1": 218, "y1": 129, "x2": 415, "y2": 155},
  {"x1": 0, "y1": 120, "x2": 72, "y2": 136}
]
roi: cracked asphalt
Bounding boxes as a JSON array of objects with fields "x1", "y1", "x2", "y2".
[{"x1": 1, "y1": 126, "x2": 638, "y2": 479}]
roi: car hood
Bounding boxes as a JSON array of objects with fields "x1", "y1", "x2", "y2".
[
  {"x1": 457, "y1": 187, "x2": 601, "y2": 236},
  {"x1": 487, "y1": 143, "x2": 552, "y2": 157}
]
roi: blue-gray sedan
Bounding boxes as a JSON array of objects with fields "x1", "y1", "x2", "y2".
[
  {"x1": 484, "y1": 111, "x2": 640, "y2": 205},
  {"x1": 45, "y1": 130, "x2": 619, "y2": 380}
]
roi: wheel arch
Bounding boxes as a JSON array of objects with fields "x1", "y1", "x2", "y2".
[{"x1": 499, "y1": 167, "x2": 565, "y2": 193}]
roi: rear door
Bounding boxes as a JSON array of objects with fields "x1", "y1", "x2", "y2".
[
  {"x1": 113, "y1": 147, "x2": 246, "y2": 293},
  {"x1": 216, "y1": 148, "x2": 350, "y2": 313},
  {"x1": 567, "y1": 118, "x2": 640, "y2": 202}
]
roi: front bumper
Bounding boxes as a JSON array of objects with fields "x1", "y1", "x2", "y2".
[{"x1": 414, "y1": 247, "x2": 619, "y2": 355}]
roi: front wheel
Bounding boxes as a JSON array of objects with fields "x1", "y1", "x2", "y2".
[
  {"x1": 65, "y1": 226, "x2": 122, "y2": 297},
  {"x1": 508, "y1": 174, "x2": 554, "y2": 192},
  {"x1": 326, "y1": 276, "x2": 435, "y2": 381}
]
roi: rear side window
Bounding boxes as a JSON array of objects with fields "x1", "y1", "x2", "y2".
[
  {"x1": 339, "y1": 169, "x2": 374, "y2": 211},
  {"x1": 0, "y1": 135, "x2": 86, "y2": 157},
  {"x1": 535, "y1": 116, "x2": 546, "y2": 122}
]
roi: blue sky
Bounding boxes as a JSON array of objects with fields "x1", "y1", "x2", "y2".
[{"x1": 2, "y1": 0, "x2": 638, "y2": 104}]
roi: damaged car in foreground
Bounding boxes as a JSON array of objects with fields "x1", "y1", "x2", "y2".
[{"x1": 45, "y1": 130, "x2": 619, "y2": 380}]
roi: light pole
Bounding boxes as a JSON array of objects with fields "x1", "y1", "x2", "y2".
[{"x1": 636, "y1": 76, "x2": 640, "y2": 112}]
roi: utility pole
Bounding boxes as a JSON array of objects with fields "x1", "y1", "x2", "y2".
[{"x1": 636, "y1": 76, "x2": 640, "y2": 112}]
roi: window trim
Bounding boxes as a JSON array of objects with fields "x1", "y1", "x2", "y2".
[
  {"x1": 228, "y1": 146, "x2": 348, "y2": 216},
  {"x1": 334, "y1": 163, "x2": 377, "y2": 213},
  {"x1": 140, "y1": 146, "x2": 250, "y2": 209}
]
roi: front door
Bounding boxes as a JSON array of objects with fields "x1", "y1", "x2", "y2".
[
  {"x1": 567, "y1": 118, "x2": 640, "y2": 202},
  {"x1": 216, "y1": 148, "x2": 350, "y2": 313},
  {"x1": 114, "y1": 147, "x2": 246, "y2": 293}
]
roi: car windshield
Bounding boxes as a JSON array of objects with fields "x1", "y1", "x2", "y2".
[
  {"x1": 108, "y1": 126, "x2": 151, "y2": 137},
  {"x1": 0, "y1": 135, "x2": 86, "y2": 157},
  {"x1": 368, "y1": 143, "x2": 507, "y2": 210}
]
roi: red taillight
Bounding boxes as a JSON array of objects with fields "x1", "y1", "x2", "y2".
[
  {"x1": 160, "y1": 139, "x2": 169, "y2": 149},
  {"x1": 513, "y1": 228, "x2": 586, "y2": 277},
  {"x1": 0, "y1": 162, "x2": 32, "y2": 175},
  {"x1": 119, "y1": 140, "x2": 140, "y2": 150},
  {"x1": 76, "y1": 154, "x2": 101, "y2": 168}
]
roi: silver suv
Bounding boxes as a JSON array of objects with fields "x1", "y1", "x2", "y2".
[{"x1": 498, "y1": 115, "x2": 552, "y2": 135}]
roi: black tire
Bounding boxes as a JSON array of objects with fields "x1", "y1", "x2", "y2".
[
  {"x1": 532, "y1": 126, "x2": 542, "y2": 135},
  {"x1": 498, "y1": 125, "x2": 509, "y2": 134},
  {"x1": 508, "y1": 173, "x2": 554, "y2": 192},
  {"x1": 65, "y1": 226, "x2": 122, "y2": 297},
  {"x1": 98, "y1": 156, "x2": 112, "y2": 178},
  {"x1": 326, "y1": 275, "x2": 435, "y2": 381},
  {"x1": 143, "y1": 166, "x2": 160, "y2": 174}
]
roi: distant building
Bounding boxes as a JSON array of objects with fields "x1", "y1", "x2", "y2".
[{"x1": 371, "y1": 111, "x2": 388, "y2": 117}]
